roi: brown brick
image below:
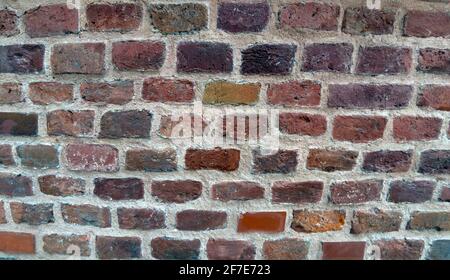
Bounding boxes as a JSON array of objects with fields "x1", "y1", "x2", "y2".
[
  {"x1": 16, "y1": 144, "x2": 59, "y2": 169},
  {"x1": 47, "y1": 110, "x2": 94, "y2": 137},
  {"x1": 263, "y1": 239, "x2": 308, "y2": 260},
  {"x1": 99, "y1": 110, "x2": 152, "y2": 139},
  {"x1": 0, "y1": 83, "x2": 22, "y2": 104},
  {"x1": 302, "y1": 43, "x2": 353, "y2": 73},
  {"x1": 0, "y1": 231, "x2": 35, "y2": 254},
  {"x1": 322, "y1": 242, "x2": 366, "y2": 260},
  {"x1": 252, "y1": 149, "x2": 297, "y2": 174},
  {"x1": 112, "y1": 41, "x2": 165, "y2": 71},
  {"x1": 38, "y1": 175, "x2": 85, "y2": 197},
  {"x1": 61, "y1": 204, "x2": 111, "y2": 228},
  {"x1": 272, "y1": 181, "x2": 323, "y2": 204},
  {"x1": 117, "y1": 208, "x2": 165, "y2": 230},
  {"x1": 362, "y1": 150, "x2": 413, "y2": 173},
  {"x1": 374, "y1": 239, "x2": 424, "y2": 260},
  {"x1": 404, "y1": 11, "x2": 450, "y2": 38},
  {"x1": 207, "y1": 239, "x2": 255, "y2": 260},
  {"x1": 356, "y1": 47, "x2": 412, "y2": 75},
  {"x1": 10, "y1": 202, "x2": 54, "y2": 225},
  {"x1": 152, "y1": 180, "x2": 202, "y2": 203},
  {"x1": 408, "y1": 212, "x2": 450, "y2": 231},
  {"x1": 211, "y1": 181, "x2": 264, "y2": 202},
  {"x1": 351, "y1": 209, "x2": 402, "y2": 234},
  {"x1": 0, "y1": 201, "x2": 6, "y2": 224},
  {"x1": 333, "y1": 115, "x2": 387, "y2": 143},
  {"x1": 393, "y1": 116, "x2": 442, "y2": 141},
  {"x1": 330, "y1": 180, "x2": 383, "y2": 204},
  {"x1": 343, "y1": 8, "x2": 395, "y2": 35},
  {"x1": 43, "y1": 234, "x2": 90, "y2": 256},
  {"x1": 0, "y1": 9, "x2": 19, "y2": 36},
  {"x1": 52, "y1": 43, "x2": 105, "y2": 74},
  {"x1": 86, "y1": 3, "x2": 142, "y2": 32},
  {"x1": 80, "y1": 81, "x2": 134, "y2": 105},
  {"x1": 96, "y1": 236, "x2": 141, "y2": 260},
  {"x1": 142, "y1": 78, "x2": 194, "y2": 103},
  {"x1": 65, "y1": 144, "x2": 118, "y2": 172},
  {"x1": 237, "y1": 212, "x2": 286, "y2": 233},
  {"x1": 291, "y1": 210, "x2": 345, "y2": 233},
  {"x1": 185, "y1": 148, "x2": 240, "y2": 171},
  {"x1": 203, "y1": 81, "x2": 260, "y2": 105},
  {"x1": 176, "y1": 210, "x2": 227, "y2": 231},
  {"x1": 0, "y1": 173, "x2": 33, "y2": 197},
  {"x1": 0, "y1": 145, "x2": 15, "y2": 166},
  {"x1": 389, "y1": 180, "x2": 436, "y2": 203},
  {"x1": 29, "y1": 82, "x2": 73, "y2": 105},
  {"x1": 24, "y1": 4, "x2": 78, "y2": 38},
  {"x1": 151, "y1": 237, "x2": 200, "y2": 260},
  {"x1": 94, "y1": 178, "x2": 144, "y2": 201},
  {"x1": 307, "y1": 149, "x2": 358, "y2": 172},
  {"x1": 279, "y1": 2, "x2": 339, "y2": 31},
  {"x1": 150, "y1": 3, "x2": 207, "y2": 34},
  {"x1": 267, "y1": 80, "x2": 321, "y2": 107},
  {"x1": 126, "y1": 149, "x2": 177, "y2": 172},
  {"x1": 279, "y1": 113, "x2": 326, "y2": 136}
]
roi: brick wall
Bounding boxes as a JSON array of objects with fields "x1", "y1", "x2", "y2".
[{"x1": 0, "y1": 0, "x2": 449, "y2": 260}]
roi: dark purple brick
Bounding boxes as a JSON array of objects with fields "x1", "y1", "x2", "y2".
[
  {"x1": 252, "y1": 149, "x2": 298, "y2": 174},
  {"x1": 217, "y1": 2, "x2": 270, "y2": 33},
  {"x1": 151, "y1": 238, "x2": 200, "y2": 260},
  {"x1": 96, "y1": 236, "x2": 141, "y2": 260},
  {"x1": 0, "y1": 174, "x2": 33, "y2": 197},
  {"x1": 441, "y1": 187, "x2": 450, "y2": 202},
  {"x1": 356, "y1": 46, "x2": 412, "y2": 75},
  {"x1": 362, "y1": 150, "x2": 413, "y2": 173},
  {"x1": 302, "y1": 43, "x2": 353, "y2": 73},
  {"x1": 99, "y1": 110, "x2": 152, "y2": 139},
  {"x1": 0, "y1": 113, "x2": 38, "y2": 136},
  {"x1": 389, "y1": 180, "x2": 436, "y2": 203},
  {"x1": 419, "y1": 150, "x2": 450, "y2": 174},
  {"x1": 177, "y1": 42, "x2": 233, "y2": 73},
  {"x1": 272, "y1": 181, "x2": 323, "y2": 203},
  {"x1": 117, "y1": 208, "x2": 165, "y2": 230},
  {"x1": 241, "y1": 44, "x2": 297, "y2": 75},
  {"x1": 0, "y1": 45, "x2": 44, "y2": 74},
  {"x1": 94, "y1": 178, "x2": 144, "y2": 201}
]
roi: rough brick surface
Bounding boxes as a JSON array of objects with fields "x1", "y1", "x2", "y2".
[
  {"x1": 207, "y1": 239, "x2": 255, "y2": 260},
  {"x1": 29, "y1": 82, "x2": 73, "y2": 105},
  {"x1": 86, "y1": 3, "x2": 142, "y2": 32},
  {"x1": 150, "y1": 4, "x2": 207, "y2": 34},
  {"x1": 81, "y1": 81, "x2": 134, "y2": 105},
  {"x1": 112, "y1": 41, "x2": 165, "y2": 71},
  {"x1": 52, "y1": 43, "x2": 105, "y2": 74},
  {"x1": 263, "y1": 239, "x2": 308, "y2": 260},
  {"x1": 218, "y1": 2, "x2": 270, "y2": 33},
  {"x1": 356, "y1": 47, "x2": 412, "y2": 75},
  {"x1": 177, "y1": 42, "x2": 232, "y2": 73},
  {"x1": 343, "y1": 8, "x2": 395, "y2": 35},
  {"x1": 24, "y1": 4, "x2": 78, "y2": 38},
  {"x1": 267, "y1": 81, "x2": 321, "y2": 107},
  {"x1": 291, "y1": 210, "x2": 345, "y2": 233},
  {"x1": 0, "y1": 83, "x2": 22, "y2": 104},
  {"x1": 333, "y1": 116, "x2": 387, "y2": 143},
  {"x1": 279, "y1": 2, "x2": 340, "y2": 31},
  {"x1": 302, "y1": 43, "x2": 353, "y2": 73},
  {"x1": 151, "y1": 238, "x2": 200, "y2": 260},
  {"x1": 307, "y1": 149, "x2": 358, "y2": 172},
  {"x1": 241, "y1": 44, "x2": 296, "y2": 75},
  {"x1": 0, "y1": 45, "x2": 44, "y2": 74},
  {"x1": 0, "y1": 9, "x2": 19, "y2": 36}
]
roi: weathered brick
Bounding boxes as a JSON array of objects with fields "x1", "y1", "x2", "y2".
[
  {"x1": 61, "y1": 204, "x2": 111, "y2": 228},
  {"x1": 351, "y1": 209, "x2": 402, "y2": 234},
  {"x1": 302, "y1": 43, "x2": 353, "y2": 73},
  {"x1": 408, "y1": 212, "x2": 450, "y2": 231},
  {"x1": 0, "y1": 232, "x2": 35, "y2": 254},
  {"x1": 362, "y1": 150, "x2": 412, "y2": 173},
  {"x1": 418, "y1": 150, "x2": 450, "y2": 174},
  {"x1": 217, "y1": 2, "x2": 269, "y2": 33},
  {"x1": 356, "y1": 47, "x2": 412, "y2": 75},
  {"x1": 332, "y1": 116, "x2": 387, "y2": 143},
  {"x1": 65, "y1": 144, "x2": 118, "y2": 172},
  {"x1": 99, "y1": 110, "x2": 152, "y2": 139},
  {"x1": 176, "y1": 210, "x2": 227, "y2": 231},
  {"x1": 0, "y1": 201, "x2": 6, "y2": 224},
  {"x1": 94, "y1": 178, "x2": 144, "y2": 201},
  {"x1": 404, "y1": 11, "x2": 450, "y2": 38},
  {"x1": 328, "y1": 84, "x2": 412, "y2": 109},
  {"x1": 279, "y1": 2, "x2": 339, "y2": 31},
  {"x1": 0, "y1": 113, "x2": 38, "y2": 136},
  {"x1": 151, "y1": 237, "x2": 200, "y2": 260},
  {"x1": 24, "y1": 4, "x2": 78, "y2": 38},
  {"x1": 117, "y1": 208, "x2": 165, "y2": 230},
  {"x1": 112, "y1": 41, "x2": 165, "y2": 71},
  {"x1": 16, "y1": 145, "x2": 59, "y2": 169},
  {"x1": 29, "y1": 82, "x2": 73, "y2": 105},
  {"x1": 96, "y1": 236, "x2": 141, "y2": 260},
  {"x1": 43, "y1": 234, "x2": 90, "y2": 256},
  {"x1": 291, "y1": 210, "x2": 345, "y2": 233},
  {"x1": 80, "y1": 81, "x2": 134, "y2": 105},
  {"x1": 152, "y1": 180, "x2": 202, "y2": 203},
  {"x1": 150, "y1": 4, "x2": 207, "y2": 34},
  {"x1": 252, "y1": 149, "x2": 297, "y2": 174},
  {"x1": 279, "y1": 113, "x2": 326, "y2": 136},
  {"x1": 10, "y1": 202, "x2": 54, "y2": 225},
  {"x1": 241, "y1": 44, "x2": 297, "y2": 75},
  {"x1": 211, "y1": 181, "x2": 264, "y2": 202},
  {"x1": 322, "y1": 242, "x2": 366, "y2": 260},
  {"x1": 0, "y1": 9, "x2": 19, "y2": 36},
  {"x1": 419, "y1": 86, "x2": 450, "y2": 111},
  {"x1": 38, "y1": 175, "x2": 85, "y2": 197},
  {"x1": 428, "y1": 240, "x2": 450, "y2": 260},
  {"x1": 0, "y1": 174, "x2": 33, "y2": 197},
  {"x1": 0, "y1": 45, "x2": 44, "y2": 74},
  {"x1": 177, "y1": 42, "x2": 233, "y2": 73},
  {"x1": 237, "y1": 212, "x2": 286, "y2": 233},
  {"x1": 207, "y1": 239, "x2": 255, "y2": 260},
  {"x1": 86, "y1": 3, "x2": 142, "y2": 32},
  {"x1": 185, "y1": 148, "x2": 240, "y2": 171},
  {"x1": 375, "y1": 239, "x2": 424, "y2": 260},
  {"x1": 394, "y1": 116, "x2": 442, "y2": 141},
  {"x1": 142, "y1": 78, "x2": 194, "y2": 103},
  {"x1": 47, "y1": 110, "x2": 95, "y2": 137},
  {"x1": 272, "y1": 181, "x2": 323, "y2": 204},
  {"x1": 307, "y1": 149, "x2": 358, "y2": 172},
  {"x1": 418, "y1": 48, "x2": 450, "y2": 74},
  {"x1": 126, "y1": 149, "x2": 177, "y2": 172},
  {"x1": 330, "y1": 180, "x2": 383, "y2": 204},
  {"x1": 440, "y1": 187, "x2": 450, "y2": 202},
  {"x1": 0, "y1": 145, "x2": 14, "y2": 166},
  {"x1": 203, "y1": 81, "x2": 260, "y2": 105},
  {"x1": 267, "y1": 81, "x2": 321, "y2": 107},
  {"x1": 0, "y1": 83, "x2": 22, "y2": 104},
  {"x1": 52, "y1": 43, "x2": 105, "y2": 74},
  {"x1": 389, "y1": 180, "x2": 436, "y2": 203},
  {"x1": 158, "y1": 114, "x2": 204, "y2": 139},
  {"x1": 343, "y1": 8, "x2": 395, "y2": 35},
  {"x1": 263, "y1": 239, "x2": 308, "y2": 260}
]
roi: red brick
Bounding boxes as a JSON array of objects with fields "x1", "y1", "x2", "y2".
[
  {"x1": 151, "y1": 237, "x2": 200, "y2": 260},
  {"x1": 38, "y1": 175, "x2": 85, "y2": 197},
  {"x1": 0, "y1": 45, "x2": 45, "y2": 74},
  {"x1": 267, "y1": 80, "x2": 321, "y2": 107},
  {"x1": 94, "y1": 178, "x2": 144, "y2": 201},
  {"x1": 218, "y1": 2, "x2": 269, "y2": 33},
  {"x1": 185, "y1": 148, "x2": 240, "y2": 171},
  {"x1": 47, "y1": 110, "x2": 94, "y2": 137},
  {"x1": 142, "y1": 78, "x2": 194, "y2": 103},
  {"x1": 263, "y1": 239, "x2": 308, "y2": 260},
  {"x1": 418, "y1": 48, "x2": 450, "y2": 74},
  {"x1": 333, "y1": 115, "x2": 387, "y2": 143},
  {"x1": 61, "y1": 204, "x2": 111, "y2": 228},
  {"x1": 0, "y1": 173, "x2": 33, "y2": 197},
  {"x1": 307, "y1": 149, "x2": 358, "y2": 172},
  {"x1": 389, "y1": 180, "x2": 436, "y2": 203},
  {"x1": 10, "y1": 202, "x2": 54, "y2": 225},
  {"x1": 65, "y1": 144, "x2": 118, "y2": 172},
  {"x1": 404, "y1": 11, "x2": 450, "y2": 38},
  {"x1": 151, "y1": 180, "x2": 202, "y2": 203},
  {"x1": 80, "y1": 81, "x2": 134, "y2": 105},
  {"x1": 43, "y1": 234, "x2": 90, "y2": 256},
  {"x1": 0, "y1": 83, "x2": 22, "y2": 104},
  {"x1": 356, "y1": 47, "x2": 412, "y2": 75},
  {"x1": 279, "y1": 113, "x2": 326, "y2": 136},
  {"x1": 393, "y1": 116, "x2": 442, "y2": 141},
  {"x1": 29, "y1": 82, "x2": 73, "y2": 105},
  {"x1": 419, "y1": 86, "x2": 450, "y2": 111},
  {"x1": 207, "y1": 239, "x2": 255, "y2": 260},
  {"x1": 112, "y1": 41, "x2": 165, "y2": 71},
  {"x1": 0, "y1": 231, "x2": 35, "y2": 254},
  {"x1": 86, "y1": 3, "x2": 142, "y2": 32},
  {"x1": 125, "y1": 149, "x2": 177, "y2": 172},
  {"x1": 96, "y1": 236, "x2": 141, "y2": 260},
  {"x1": 176, "y1": 210, "x2": 227, "y2": 231},
  {"x1": 237, "y1": 212, "x2": 286, "y2": 233},
  {"x1": 0, "y1": 9, "x2": 19, "y2": 36},
  {"x1": 330, "y1": 180, "x2": 383, "y2": 204},
  {"x1": 177, "y1": 42, "x2": 233, "y2": 73},
  {"x1": 322, "y1": 242, "x2": 366, "y2": 260},
  {"x1": 343, "y1": 8, "x2": 395, "y2": 35},
  {"x1": 272, "y1": 181, "x2": 323, "y2": 204},
  {"x1": 362, "y1": 150, "x2": 413, "y2": 173},
  {"x1": 0, "y1": 113, "x2": 38, "y2": 136},
  {"x1": 0, "y1": 144, "x2": 15, "y2": 166},
  {"x1": 374, "y1": 239, "x2": 424, "y2": 260},
  {"x1": 279, "y1": 2, "x2": 339, "y2": 31},
  {"x1": 117, "y1": 208, "x2": 165, "y2": 230},
  {"x1": 24, "y1": 4, "x2": 78, "y2": 38},
  {"x1": 150, "y1": 3, "x2": 207, "y2": 34},
  {"x1": 52, "y1": 43, "x2": 105, "y2": 74},
  {"x1": 302, "y1": 43, "x2": 353, "y2": 73},
  {"x1": 211, "y1": 181, "x2": 264, "y2": 202},
  {"x1": 351, "y1": 209, "x2": 402, "y2": 234},
  {"x1": 291, "y1": 210, "x2": 345, "y2": 233},
  {"x1": 252, "y1": 149, "x2": 297, "y2": 174},
  {"x1": 99, "y1": 110, "x2": 152, "y2": 139}
]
